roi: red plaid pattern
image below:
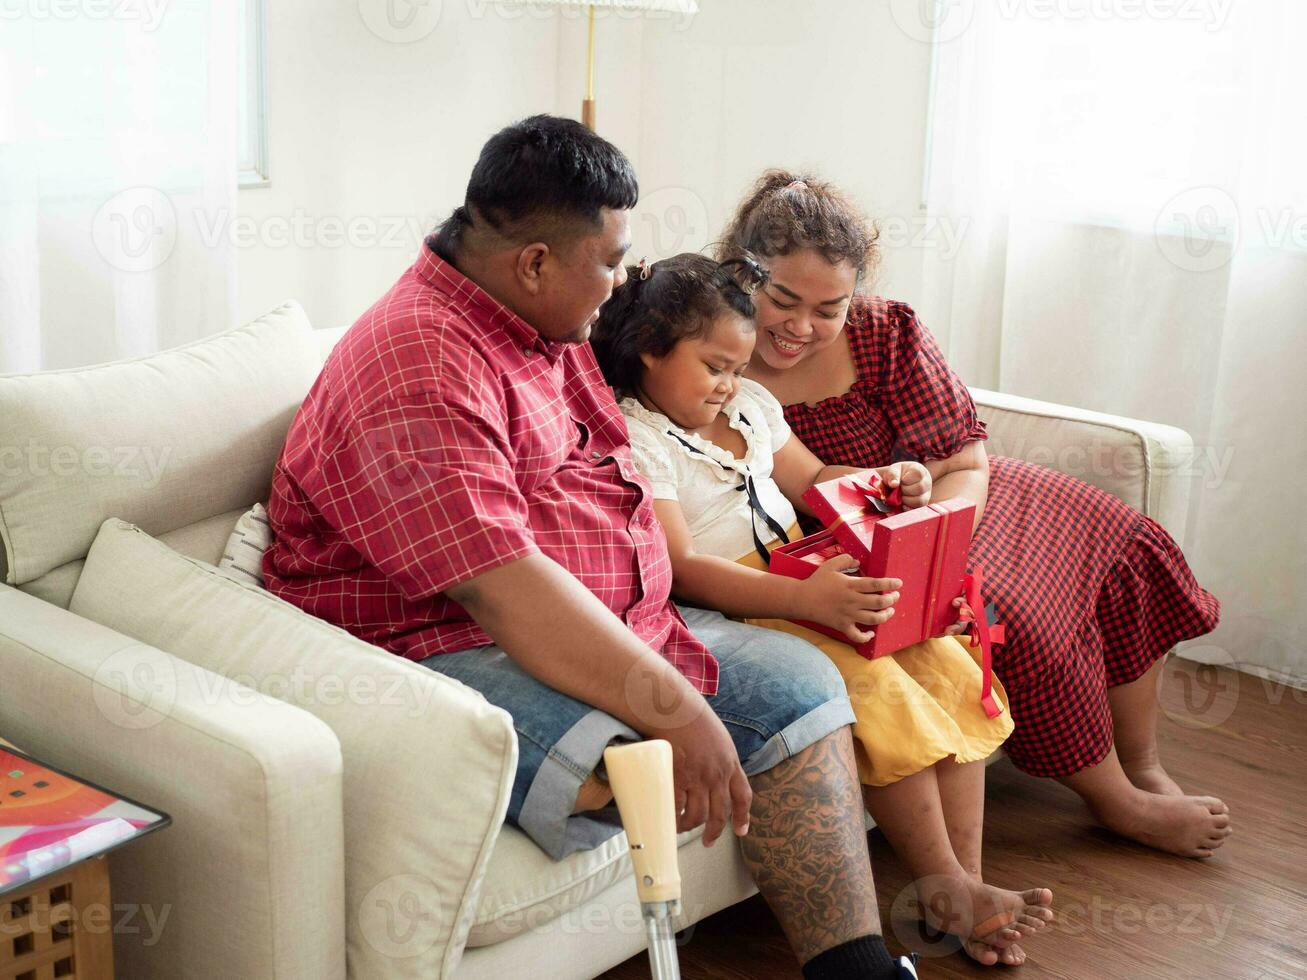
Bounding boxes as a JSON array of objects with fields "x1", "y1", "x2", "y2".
[
  {"x1": 264, "y1": 245, "x2": 719, "y2": 694},
  {"x1": 785, "y1": 297, "x2": 1220, "y2": 777}
]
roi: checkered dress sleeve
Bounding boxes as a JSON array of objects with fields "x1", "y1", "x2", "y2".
[{"x1": 872, "y1": 301, "x2": 989, "y2": 463}]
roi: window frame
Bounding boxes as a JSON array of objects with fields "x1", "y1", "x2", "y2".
[{"x1": 238, "y1": 0, "x2": 270, "y2": 189}]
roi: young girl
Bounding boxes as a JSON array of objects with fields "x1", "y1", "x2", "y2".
[{"x1": 592, "y1": 253, "x2": 1054, "y2": 967}]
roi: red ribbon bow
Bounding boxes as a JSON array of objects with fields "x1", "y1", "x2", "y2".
[
  {"x1": 850, "y1": 471, "x2": 904, "y2": 514},
  {"x1": 959, "y1": 566, "x2": 1005, "y2": 720}
]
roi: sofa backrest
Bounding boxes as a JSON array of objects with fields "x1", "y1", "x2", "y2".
[{"x1": 0, "y1": 302, "x2": 325, "y2": 606}]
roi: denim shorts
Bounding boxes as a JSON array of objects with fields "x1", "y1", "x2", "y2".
[{"x1": 418, "y1": 604, "x2": 854, "y2": 860}]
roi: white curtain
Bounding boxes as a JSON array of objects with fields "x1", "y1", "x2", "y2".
[
  {"x1": 917, "y1": 0, "x2": 1307, "y2": 685},
  {"x1": 0, "y1": 2, "x2": 237, "y2": 374}
]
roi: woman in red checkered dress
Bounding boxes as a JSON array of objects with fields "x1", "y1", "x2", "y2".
[{"x1": 718, "y1": 171, "x2": 1231, "y2": 858}]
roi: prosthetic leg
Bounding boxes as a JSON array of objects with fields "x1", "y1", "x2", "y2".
[{"x1": 603, "y1": 740, "x2": 682, "y2": 980}]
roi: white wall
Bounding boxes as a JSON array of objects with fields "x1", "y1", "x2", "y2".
[
  {"x1": 236, "y1": 0, "x2": 562, "y2": 328},
  {"x1": 605, "y1": 0, "x2": 936, "y2": 305},
  {"x1": 236, "y1": 0, "x2": 935, "y2": 328}
]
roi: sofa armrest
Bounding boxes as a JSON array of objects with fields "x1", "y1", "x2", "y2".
[
  {"x1": 969, "y1": 387, "x2": 1196, "y2": 540},
  {"x1": 0, "y1": 585, "x2": 346, "y2": 979},
  {"x1": 68, "y1": 520, "x2": 519, "y2": 979}
]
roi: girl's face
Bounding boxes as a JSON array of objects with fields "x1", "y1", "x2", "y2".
[
  {"x1": 638, "y1": 313, "x2": 756, "y2": 431},
  {"x1": 750, "y1": 250, "x2": 859, "y2": 371}
]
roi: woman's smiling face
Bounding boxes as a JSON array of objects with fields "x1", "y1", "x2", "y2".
[{"x1": 750, "y1": 249, "x2": 859, "y2": 371}]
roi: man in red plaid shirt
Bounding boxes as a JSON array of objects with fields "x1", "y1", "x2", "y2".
[{"x1": 265, "y1": 117, "x2": 917, "y2": 980}]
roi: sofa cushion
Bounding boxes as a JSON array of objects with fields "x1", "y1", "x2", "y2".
[
  {"x1": 470, "y1": 822, "x2": 714, "y2": 947},
  {"x1": 14, "y1": 506, "x2": 249, "y2": 610},
  {"x1": 69, "y1": 518, "x2": 517, "y2": 978},
  {"x1": 158, "y1": 506, "x2": 253, "y2": 566},
  {"x1": 459, "y1": 822, "x2": 758, "y2": 976},
  {"x1": 217, "y1": 503, "x2": 271, "y2": 588},
  {"x1": 0, "y1": 302, "x2": 321, "y2": 587}
]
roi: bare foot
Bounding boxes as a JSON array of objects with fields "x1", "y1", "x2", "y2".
[
  {"x1": 964, "y1": 875, "x2": 1030, "y2": 966},
  {"x1": 1125, "y1": 764, "x2": 1185, "y2": 796},
  {"x1": 916, "y1": 874, "x2": 1053, "y2": 966},
  {"x1": 988, "y1": 942, "x2": 1027, "y2": 966},
  {"x1": 1095, "y1": 790, "x2": 1232, "y2": 857},
  {"x1": 1119, "y1": 753, "x2": 1185, "y2": 796},
  {"x1": 966, "y1": 939, "x2": 1031, "y2": 967}
]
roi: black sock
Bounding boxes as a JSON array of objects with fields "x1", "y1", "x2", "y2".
[{"x1": 802, "y1": 934, "x2": 897, "y2": 980}]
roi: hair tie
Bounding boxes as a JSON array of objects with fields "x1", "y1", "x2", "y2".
[
  {"x1": 637, "y1": 257, "x2": 652, "y2": 281},
  {"x1": 785, "y1": 179, "x2": 808, "y2": 193},
  {"x1": 717, "y1": 254, "x2": 769, "y2": 296},
  {"x1": 738, "y1": 256, "x2": 768, "y2": 294}
]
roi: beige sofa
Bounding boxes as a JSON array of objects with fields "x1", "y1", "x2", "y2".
[{"x1": 0, "y1": 303, "x2": 1197, "y2": 979}]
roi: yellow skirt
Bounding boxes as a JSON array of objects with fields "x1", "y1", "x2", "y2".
[{"x1": 736, "y1": 536, "x2": 1013, "y2": 787}]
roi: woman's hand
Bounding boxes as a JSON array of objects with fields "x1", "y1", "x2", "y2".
[
  {"x1": 875, "y1": 461, "x2": 932, "y2": 509},
  {"x1": 795, "y1": 555, "x2": 902, "y2": 645},
  {"x1": 941, "y1": 594, "x2": 971, "y2": 637}
]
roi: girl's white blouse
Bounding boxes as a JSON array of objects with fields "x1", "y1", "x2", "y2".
[{"x1": 620, "y1": 378, "x2": 799, "y2": 562}]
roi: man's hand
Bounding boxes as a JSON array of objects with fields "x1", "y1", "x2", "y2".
[
  {"x1": 876, "y1": 461, "x2": 932, "y2": 509},
  {"x1": 448, "y1": 553, "x2": 752, "y2": 846},
  {"x1": 653, "y1": 709, "x2": 752, "y2": 846}
]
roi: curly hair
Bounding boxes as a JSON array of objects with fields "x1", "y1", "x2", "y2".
[
  {"x1": 590, "y1": 253, "x2": 768, "y2": 397},
  {"x1": 715, "y1": 169, "x2": 880, "y2": 283}
]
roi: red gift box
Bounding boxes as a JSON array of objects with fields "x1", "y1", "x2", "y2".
[
  {"x1": 770, "y1": 469, "x2": 973, "y2": 658},
  {"x1": 768, "y1": 468, "x2": 1004, "y2": 718}
]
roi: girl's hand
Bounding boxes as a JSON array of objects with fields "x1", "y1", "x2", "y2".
[
  {"x1": 876, "y1": 461, "x2": 932, "y2": 509},
  {"x1": 796, "y1": 555, "x2": 902, "y2": 645}
]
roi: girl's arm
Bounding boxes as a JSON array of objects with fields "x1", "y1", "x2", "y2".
[
  {"x1": 653, "y1": 498, "x2": 900, "y2": 643},
  {"x1": 923, "y1": 441, "x2": 989, "y2": 534},
  {"x1": 653, "y1": 498, "x2": 806, "y2": 619}
]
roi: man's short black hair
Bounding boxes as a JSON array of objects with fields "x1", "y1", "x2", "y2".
[{"x1": 431, "y1": 114, "x2": 639, "y2": 258}]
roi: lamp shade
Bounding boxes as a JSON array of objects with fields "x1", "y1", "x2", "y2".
[{"x1": 492, "y1": 0, "x2": 698, "y2": 11}]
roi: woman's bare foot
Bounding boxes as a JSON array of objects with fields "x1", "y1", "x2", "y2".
[
  {"x1": 916, "y1": 874, "x2": 1053, "y2": 966},
  {"x1": 1124, "y1": 762, "x2": 1185, "y2": 796},
  {"x1": 1118, "y1": 748, "x2": 1186, "y2": 796},
  {"x1": 1094, "y1": 789, "x2": 1232, "y2": 857}
]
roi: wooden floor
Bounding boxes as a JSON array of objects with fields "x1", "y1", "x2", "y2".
[{"x1": 599, "y1": 661, "x2": 1307, "y2": 980}]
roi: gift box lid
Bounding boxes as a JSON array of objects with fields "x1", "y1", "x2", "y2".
[
  {"x1": 800, "y1": 468, "x2": 974, "y2": 566},
  {"x1": 801, "y1": 469, "x2": 913, "y2": 559},
  {"x1": 801, "y1": 468, "x2": 890, "y2": 528}
]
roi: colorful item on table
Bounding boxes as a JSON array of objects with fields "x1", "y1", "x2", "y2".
[{"x1": 0, "y1": 748, "x2": 170, "y2": 893}]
